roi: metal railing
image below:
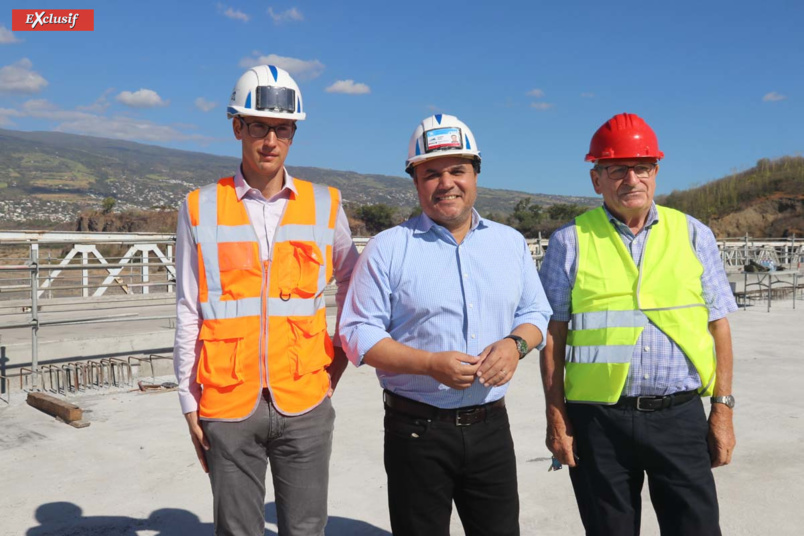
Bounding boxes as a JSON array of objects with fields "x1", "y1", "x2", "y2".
[
  {"x1": 1, "y1": 230, "x2": 801, "y2": 400},
  {"x1": 0, "y1": 232, "x2": 176, "y2": 395}
]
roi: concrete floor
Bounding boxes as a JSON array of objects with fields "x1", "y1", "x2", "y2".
[{"x1": 0, "y1": 298, "x2": 802, "y2": 535}]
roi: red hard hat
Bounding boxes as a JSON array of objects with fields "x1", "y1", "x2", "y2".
[{"x1": 585, "y1": 113, "x2": 664, "y2": 162}]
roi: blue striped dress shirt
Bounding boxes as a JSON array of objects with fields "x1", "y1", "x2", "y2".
[
  {"x1": 538, "y1": 203, "x2": 738, "y2": 396},
  {"x1": 339, "y1": 210, "x2": 553, "y2": 409}
]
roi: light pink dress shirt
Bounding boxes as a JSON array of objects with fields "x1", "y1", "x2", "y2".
[{"x1": 173, "y1": 167, "x2": 358, "y2": 413}]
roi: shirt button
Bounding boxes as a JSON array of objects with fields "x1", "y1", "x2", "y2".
[
  {"x1": 643, "y1": 374, "x2": 650, "y2": 380},
  {"x1": 463, "y1": 274, "x2": 468, "y2": 279},
  {"x1": 643, "y1": 346, "x2": 650, "y2": 352},
  {"x1": 468, "y1": 304, "x2": 474, "y2": 309},
  {"x1": 471, "y1": 334, "x2": 476, "y2": 339}
]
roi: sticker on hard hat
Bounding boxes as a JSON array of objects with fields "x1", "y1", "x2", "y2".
[{"x1": 424, "y1": 127, "x2": 463, "y2": 153}]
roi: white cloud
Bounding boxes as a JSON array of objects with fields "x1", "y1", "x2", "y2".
[
  {"x1": 77, "y1": 88, "x2": 114, "y2": 113},
  {"x1": 0, "y1": 58, "x2": 48, "y2": 93},
  {"x1": 267, "y1": 7, "x2": 303, "y2": 24},
  {"x1": 0, "y1": 25, "x2": 21, "y2": 44},
  {"x1": 56, "y1": 116, "x2": 211, "y2": 143},
  {"x1": 238, "y1": 53, "x2": 325, "y2": 81},
  {"x1": 194, "y1": 97, "x2": 216, "y2": 112},
  {"x1": 18, "y1": 98, "x2": 95, "y2": 121},
  {"x1": 762, "y1": 91, "x2": 787, "y2": 102},
  {"x1": 581, "y1": 92, "x2": 595, "y2": 98},
  {"x1": 530, "y1": 102, "x2": 554, "y2": 111},
  {"x1": 116, "y1": 89, "x2": 169, "y2": 108},
  {"x1": 2, "y1": 96, "x2": 211, "y2": 143},
  {"x1": 325, "y1": 80, "x2": 371, "y2": 95},
  {"x1": 218, "y1": 4, "x2": 250, "y2": 22},
  {"x1": 0, "y1": 107, "x2": 24, "y2": 126},
  {"x1": 526, "y1": 89, "x2": 545, "y2": 98}
]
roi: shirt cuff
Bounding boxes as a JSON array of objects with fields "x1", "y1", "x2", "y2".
[
  {"x1": 353, "y1": 329, "x2": 391, "y2": 367},
  {"x1": 708, "y1": 299, "x2": 739, "y2": 322},
  {"x1": 513, "y1": 315, "x2": 550, "y2": 352},
  {"x1": 549, "y1": 310, "x2": 571, "y2": 323},
  {"x1": 179, "y1": 389, "x2": 201, "y2": 414}
]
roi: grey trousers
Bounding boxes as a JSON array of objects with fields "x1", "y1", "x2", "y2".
[{"x1": 202, "y1": 393, "x2": 335, "y2": 536}]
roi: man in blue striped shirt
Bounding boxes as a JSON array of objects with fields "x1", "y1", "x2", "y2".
[
  {"x1": 539, "y1": 113, "x2": 737, "y2": 536},
  {"x1": 340, "y1": 114, "x2": 552, "y2": 536}
]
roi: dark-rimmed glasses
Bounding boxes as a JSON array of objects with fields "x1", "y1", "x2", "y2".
[
  {"x1": 239, "y1": 118, "x2": 296, "y2": 140},
  {"x1": 597, "y1": 163, "x2": 657, "y2": 180}
]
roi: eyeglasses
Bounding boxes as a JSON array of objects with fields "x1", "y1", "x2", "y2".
[
  {"x1": 597, "y1": 163, "x2": 657, "y2": 180},
  {"x1": 239, "y1": 118, "x2": 296, "y2": 140}
]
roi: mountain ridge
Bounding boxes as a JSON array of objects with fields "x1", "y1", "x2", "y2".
[{"x1": 0, "y1": 128, "x2": 598, "y2": 228}]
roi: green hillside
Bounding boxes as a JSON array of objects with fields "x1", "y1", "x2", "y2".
[
  {"x1": 0, "y1": 128, "x2": 598, "y2": 228},
  {"x1": 660, "y1": 156, "x2": 804, "y2": 220},
  {"x1": 658, "y1": 156, "x2": 804, "y2": 237}
]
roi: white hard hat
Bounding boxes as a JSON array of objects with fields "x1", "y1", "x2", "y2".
[
  {"x1": 227, "y1": 65, "x2": 306, "y2": 121},
  {"x1": 405, "y1": 114, "x2": 481, "y2": 175}
]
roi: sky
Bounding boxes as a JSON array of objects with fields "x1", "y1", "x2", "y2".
[{"x1": 0, "y1": 0, "x2": 801, "y2": 197}]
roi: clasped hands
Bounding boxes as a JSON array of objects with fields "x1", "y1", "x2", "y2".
[{"x1": 426, "y1": 338, "x2": 520, "y2": 390}]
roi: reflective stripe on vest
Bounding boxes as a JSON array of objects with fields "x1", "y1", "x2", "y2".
[
  {"x1": 566, "y1": 205, "x2": 716, "y2": 404},
  {"x1": 188, "y1": 177, "x2": 339, "y2": 420}
]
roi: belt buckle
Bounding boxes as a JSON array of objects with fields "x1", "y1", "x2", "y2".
[
  {"x1": 635, "y1": 396, "x2": 659, "y2": 412},
  {"x1": 455, "y1": 408, "x2": 480, "y2": 426}
]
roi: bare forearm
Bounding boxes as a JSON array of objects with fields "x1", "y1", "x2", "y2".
[
  {"x1": 540, "y1": 320, "x2": 569, "y2": 421},
  {"x1": 709, "y1": 317, "x2": 734, "y2": 396},
  {"x1": 363, "y1": 338, "x2": 434, "y2": 376}
]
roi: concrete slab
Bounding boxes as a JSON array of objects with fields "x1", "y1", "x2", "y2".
[{"x1": 0, "y1": 299, "x2": 802, "y2": 535}]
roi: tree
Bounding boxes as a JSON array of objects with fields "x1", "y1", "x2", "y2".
[
  {"x1": 547, "y1": 203, "x2": 585, "y2": 223},
  {"x1": 408, "y1": 206, "x2": 423, "y2": 219},
  {"x1": 101, "y1": 197, "x2": 116, "y2": 214},
  {"x1": 507, "y1": 197, "x2": 543, "y2": 238},
  {"x1": 355, "y1": 203, "x2": 397, "y2": 235}
]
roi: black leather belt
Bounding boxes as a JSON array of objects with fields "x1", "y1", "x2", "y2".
[
  {"x1": 383, "y1": 390, "x2": 505, "y2": 426},
  {"x1": 613, "y1": 389, "x2": 699, "y2": 412}
]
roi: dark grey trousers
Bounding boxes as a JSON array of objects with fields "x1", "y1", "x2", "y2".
[{"x1": 202, "y1": 393, "x2": 335, "y2": 536}]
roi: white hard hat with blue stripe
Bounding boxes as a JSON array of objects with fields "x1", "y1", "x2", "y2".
[
  {"x1": 227, "y1": 65, "x2": 306, "y2": 121},
  {"x1": 405, "y1": 114, "x2": 481, "y2": 175}
]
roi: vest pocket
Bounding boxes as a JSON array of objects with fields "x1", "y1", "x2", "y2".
[
  {"x1": 287, "y1": 313, "x2": 333, "y2": 377},
  {"x1": 273, "y1": 241, "x2": 324, "y2": 299},
  {"x1": 196, "y1": 324, "x2": 246, "y2": 389}
]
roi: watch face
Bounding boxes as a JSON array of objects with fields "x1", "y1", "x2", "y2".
[
  {"x1": 516, "y1": 340, "x2": 528, "y2": 356},
  {"x1": 713, "y1": 396, "x2": 735, "y2": 408}
]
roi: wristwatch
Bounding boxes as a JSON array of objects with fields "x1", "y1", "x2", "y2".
[
  {"x1": 710, "y1": 395, "x2": 735, "y2": 409},
  {"x1": 504, "y1": 335, "x2": 529, "y2": 360}
]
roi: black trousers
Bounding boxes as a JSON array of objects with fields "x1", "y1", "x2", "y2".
[
  {"x1": 567, "y1": 396, "x2": 721, "y2": 536},
  {"x1": 383, "y1": 404, "x2": 519, "y2": 536}
]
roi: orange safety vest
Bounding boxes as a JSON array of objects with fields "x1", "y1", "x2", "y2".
[{"x1": 187, "y1": 176, "x2": 340, "y2": 420}]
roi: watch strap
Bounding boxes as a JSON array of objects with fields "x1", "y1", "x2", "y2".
[
  {"x1": 504, "y1": 335, "x2": 528, "y2": 360},
  {"x1": 710, "y1": 395, "x2": 735, "y2": 408}
]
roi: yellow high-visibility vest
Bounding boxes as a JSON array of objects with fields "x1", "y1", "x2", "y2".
[{"x1": 566, "y1": 205, "x2": 716, "y2": 404}]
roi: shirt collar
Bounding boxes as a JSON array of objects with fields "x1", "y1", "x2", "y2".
[
  {"x1": 234, "y1": 165, "x2": 298, "y2": 201},
  {"x1": 414, "y1": 208, "x2": 485, "y2": 238},
  {"x1": 602, "y1": 202, "x2": 659, "y2": 237}
]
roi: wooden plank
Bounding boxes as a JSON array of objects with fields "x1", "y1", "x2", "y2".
[{"x1": 26, "y1": 392, "x2": 83, "y2": 423}]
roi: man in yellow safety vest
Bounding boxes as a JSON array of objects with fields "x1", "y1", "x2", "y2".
[{"x1": 539, "y1": 113, "x2": 737, "y2": 536}]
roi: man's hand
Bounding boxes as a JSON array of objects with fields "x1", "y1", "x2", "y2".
[
  {"x1": 708, "y1": 404, "x2": 736, "y2": 468},
  {"x1": 327, "y1": 346, "x2": 349, "y2": 398},
  {"x1": 184, "y1": 411, "x2": 210, "y2": 473},
  {"x1": 426, "y1": 352, "x2": 481, "y2": 390},
  {"x1": 546, "y1": 409, "x2": 577, "y2": 467},
  {"x1": 476, "y1": 338, "x2": 520, "y2": 387}
]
